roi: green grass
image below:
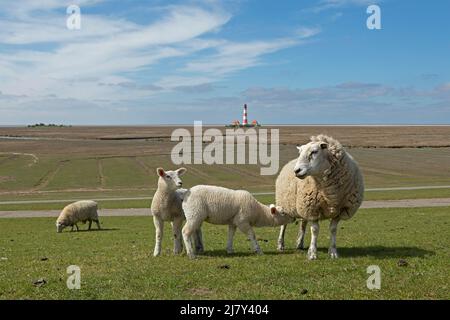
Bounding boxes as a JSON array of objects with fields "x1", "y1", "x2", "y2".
[
  {"x1": 0, "y1": 155, "x2": 58, "y2": 191},
  {"x1": 101, "y1": 158, "x2": 150, "y2": 188},
  {"x1": 0, "y1": 207, "x2": 449, "y2": 299},
  {"x1": 45, "y1": 159, "x2": 100, "y2": 190},
  {"x1": 364, "y1": 188, "x2": 450, "y2": 201}
]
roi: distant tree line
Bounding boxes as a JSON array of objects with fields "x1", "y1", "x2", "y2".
[{"x1": 27, "y1": 123, "x2": 72, "y2": 128}]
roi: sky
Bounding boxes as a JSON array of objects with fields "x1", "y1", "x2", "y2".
[{"x1": 0, "y1": 0, "x2": 449, "y2": 125}]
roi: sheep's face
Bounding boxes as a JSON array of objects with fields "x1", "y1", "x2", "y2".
[
  {"x1": 293, "y1": 142, "x2": 330, "y2": 179},
  {"x1": 56, "y1": 222, "x2": 65, "y2": 233},
  {"x1": 270, "y1": 204, "x2": 295, "y2": 225},
  {"x1": 156, "y1": 167, "x2": 187, "y2": 190}
]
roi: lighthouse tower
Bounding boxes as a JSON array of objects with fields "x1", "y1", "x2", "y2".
[{"x1": 242, "y1": 104, "x2": 248, "y2": 126}]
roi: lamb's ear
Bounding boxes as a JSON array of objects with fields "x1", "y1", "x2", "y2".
[
  {"x1": 270, "y1": 204, "x2": 277, "y2": 215},
  {"x1": 157, "y1": 167, "x2": 165, "y2": 177},
  {"x1": 296, "y1": 146, "x2": 302, "y2": 152},
  {"x1": 177, "y1": 167, "x2": 187, "y2": 176},
  {"x1": 320, "y1": 143, "x2": 328, "y2": 149}
]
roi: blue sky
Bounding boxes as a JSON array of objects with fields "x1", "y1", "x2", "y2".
[{"x1": 0, "y1": 0, "x2": 449, "y2": 125}]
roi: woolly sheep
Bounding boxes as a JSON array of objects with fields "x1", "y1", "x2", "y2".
[
  {"x1": 276, "y1": 135, "x2": 364, "y2": 260},
  {"x1": 181, "y1": 185, "x2": 295, "y2": 259},
  {"x1": 56, "y1": 200, "x2": 101, "y2": 233},
  {"x1": 150, "y1": 167, "x2": 203, "y2": 257}
]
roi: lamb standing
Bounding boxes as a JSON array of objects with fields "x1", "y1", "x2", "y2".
[
  {"x1": 150, "y1": 167, "x2": 203, "y2": 257},
  {"x1": 56, "y1": 200, "x2": 101, "y2": 233},
  {"x1": 182, "y1": 185, "x2": 295, "y2": 259},
  {"x1": 276, "y1": 135, "x2": 364, "y2": 259}
]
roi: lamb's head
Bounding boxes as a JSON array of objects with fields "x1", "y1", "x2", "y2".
[
  {"x1": 293, "y1": 135, "x2": 344, "y2": 179},
  {"x1": 156, "y1": 167, "x2": 187, "y2": 190},
  {"x1": 269, "y1": 204, "x2": 295, "y2": 225}
]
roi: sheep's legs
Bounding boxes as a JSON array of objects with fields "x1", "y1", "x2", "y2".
[
  {"x1": 171, "y1": 217, "x2": 183, "y2": 255},
  {"x1": 75, "y1": 224, "x2": 79, "y2": 232},
  {"x1": 226, "y1": 225, "x2": 237, "y2": 254},
  {"x1": 95, "y1": 219, "x2": 101, "y2": 230},
  {"x1": 88, "y1": 220, "x2": 92, "y2": 230},
  {"x1": 328, "y1": 218, "x2": 339, "y2": 259},
  {"x1": 277, "y1": 225, "x2": 287, "y2": 251},
  {"x1": 193, "y1": 228, "x2": 204, "y2": 254},
  {"x1": 296, "y1": 219, "x2": 308, "y2": 250},
  {"x1": 307, "y1": 220, "x2": 319, "y2": 260},
  {"x1": 153, "y1": 216, "x2": 164, "y2": 257}
]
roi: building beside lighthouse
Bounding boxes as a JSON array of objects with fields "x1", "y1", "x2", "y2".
[{"x1": 226, "y1": 104, "x2": 260, "y2": 128}]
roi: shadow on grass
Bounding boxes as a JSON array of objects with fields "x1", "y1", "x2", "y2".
[
  {"x1": 317, "y1": 246, "x2": 435, "y2": 259},
  {"x1": 200, "y1": 246, "x2": 434, "y2": 258},
  {"x1": 199, "y1": 249, "x2": 296, "y2": 257},
  {"x1": 68, "y1": 228, "x2": 120, "y2": 233}
]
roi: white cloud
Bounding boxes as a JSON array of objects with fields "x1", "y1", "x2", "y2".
[
  {"x1": 0, "y1": 1, "x2": 320, "y2": 124},
  {"x1": 182, "y1": 38, "x2": 300, "y2": 76}
]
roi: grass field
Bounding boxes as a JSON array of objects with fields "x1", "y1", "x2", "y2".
[
  {"x1": 1, "y1": 125, "x2": 450, "y2": 211},
  {"x1": 0, "y1": 206, "x2": 448, "y2": 299}
]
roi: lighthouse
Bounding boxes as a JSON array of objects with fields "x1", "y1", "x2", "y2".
[{"x1": 242, "y1": 104, "x2": 248, "y2": 126}]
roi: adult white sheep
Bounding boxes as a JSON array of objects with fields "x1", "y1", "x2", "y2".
[
  {"x1": 181, "y1": 185, "x2": 295, "y2": 259},
  {"x1": 56, "y1": 200, "x2": 101, "y2": 233},
  {"x1": 150, "y1": 167, "x2": 203, "y2": 257},
  {"x1": 276, "y1": 134, "x2": 364, "y2": 259}
]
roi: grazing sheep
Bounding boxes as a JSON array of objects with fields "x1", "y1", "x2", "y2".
[
  {"x1": 150, "y1": 167, "x2": 203, "y2": 257},
  {"x1": 56, "y1": 200, "x2": 101, "y2": 233},
  {"x1": 182, "y1": 185, "x2": 295, "y2": 259},
  {"x1": 276, "y1": 135, "x2": 364, "y2": 259}
]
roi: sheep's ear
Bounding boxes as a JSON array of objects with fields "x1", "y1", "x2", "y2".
[
  {"x1": 270, "y1": 204, "x2": 277, "y2": 215},
  {"x1": 296, "y1": 146, "x2": 302, "y2": 152},
  {"x1": 157, "y1": 168, "x2": 165, "y2": 177},
  {"x1": 320, "y1": 143, "x2": 328, "y2": 149},
  {"x1": 177, "y1": 167, "x2": 187, "y2": 176}
]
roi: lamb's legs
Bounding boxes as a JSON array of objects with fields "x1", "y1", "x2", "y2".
[
  {"x1": 277, "y1": 225, "x2": 287, "y2": 251},
  {"x1": 95, "y1": 219, "x2": 101, "y2": 230},
  {"x1": 75, "y1": 224, "x2": 79, "y2": 232},
  {"x1": 226, "y1": 225, "x2": 237, "y2": 254},
  {"x1": 182, "y1": 221, "x2": 201, "y2": 259},
  {"x1": 239, "y1": 224, "x2": 262, "y2": 255},
  {"x1": 307, "y1": 220, "x2": 319, "y2": 260},
  {"x1": 296, "y1": 219, "x2": 308, "y2": 250},
  {"x1": 193, "y1": 228, "x2": 204, "y2": 254},
  {"x1": 171, "y1": 217, "x2": 183, "y2": 255},
  {"x1": 153, "y1": 216, "x2": 164, "y2": 257},
  {"x1": 328, "y1": 218, "x2": 340, "y2": 259},
  {"x1": 88, "y1": 220, "x2": 92, "y2": 230}
]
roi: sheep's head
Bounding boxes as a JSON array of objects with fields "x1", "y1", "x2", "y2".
[
  {"x1": 56, "y1": 221, "x2": 66, "y2": 233},
  {"x1": 293, "y1": 141, "x2": 331, "y2": 179},
  {"x1": 269, "y1": 204, "x2": 295, "y2": 225},
  {"x1": 156, "y1": 167, "x2": 187, "y2": 190}
]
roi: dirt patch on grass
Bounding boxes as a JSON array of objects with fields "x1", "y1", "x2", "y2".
[
  {"x1": 0, "y1": 176, "x2": 16, "y2": 183},
  {"x1": 187, "y1": 287, "x2": 215, "y2": 297}
]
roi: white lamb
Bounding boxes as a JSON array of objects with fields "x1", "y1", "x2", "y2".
[
  {"x1": 56, "y1": 200, "x2": 101, "y2": 233},
  {"x1": 150, "y1": 167, "x2": 203, "y2": 257},
  {"x1": 276, "y1": 135, "x2": 364, "y2": 259},
  {"x1": 181, "y1": 185, "x2": 295, "y2": 259}
]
